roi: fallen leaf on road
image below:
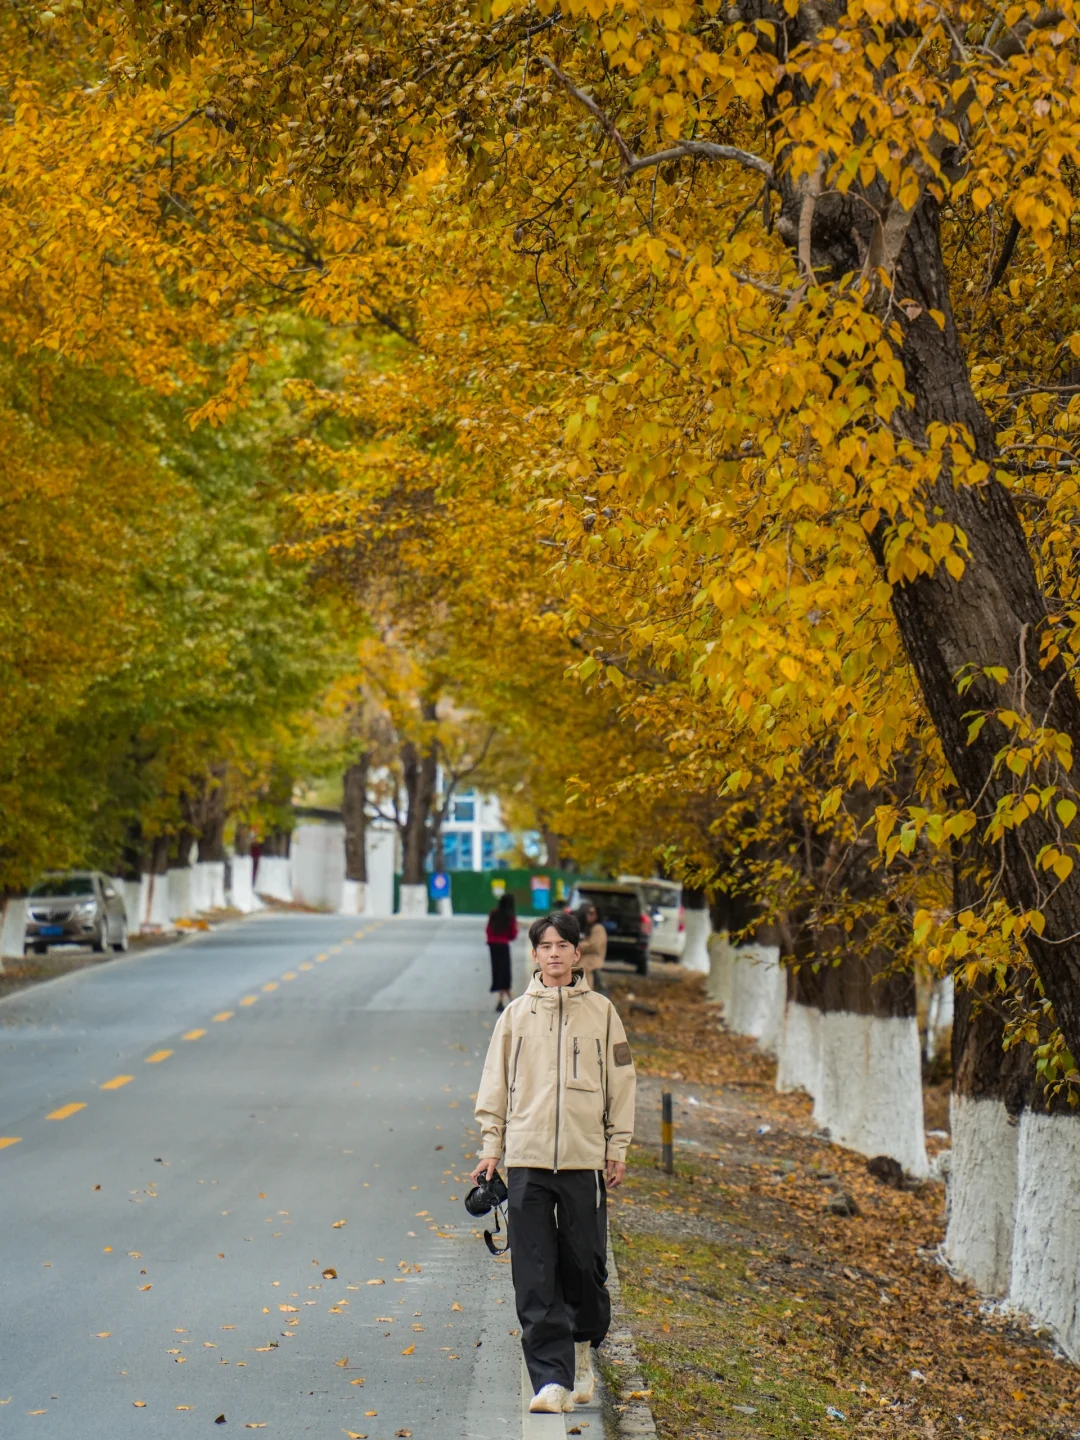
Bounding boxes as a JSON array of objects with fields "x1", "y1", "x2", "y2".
[
  {"x1": 334, "y1": 1358, "x2": 348, "y2": 1368},
  {"x1": 133, "y1": 1401, "x2": 146, "y2": 1408},
  {"x1": 243, "y1": 1425, "x2": 268, "y2": 1429},
  {"x1": 322, "y1": 1268, "x2": 337, "y2": 1279},
  {"x1": 365, "y1": 1278, "x2": 384, "y2": 1285},
  {"x1": 364, "y1": 1411, "x2": 377, "y2": 1417},
  {"x1": 94, "y1": 1332, "x2": 111, "y2": 1338},
  {"x1": 175, "y1": 1356, "x2": 187, "y2": 1364},
  {"x1": 401, "y1": 1345, "x2": 415, "y2": 1355},
  {"x1": 451, "y1": 1303, "x2": 462, "y2": 1312},
  {"x1": 204, "y1": 1342, "x2": 217, "y2": 1348},
  {"x1": 177, "y1": 1405, "x2": 191, "y2": 1410},
  {"x1": 28, "y1": 1411, "x2": 46, "y2": 1415},
  {"x1": 221, "y1": 1325, "x2": 236, "y2": 1330},
  {"x1": 329, "y1": 1307, "x2": 343, "y2": 1314},
  {"x1": 215, "y1": 1416, "x2": 226, "y2": 1424},
  {"x1": 396, "y1": 1430, "x2": 412, "y2": 1437},
  {"x1": 278, "y1": 1305, "x2": 298, "y2": 1313},
  {"x1": 343, "y1": 1432, "x2": 367, "y2": 1438},
  {"x1": 0, "y1": 1398, "x2": 11, "y2": 1405},
  {"x1": 349, "y1": 1378, "x2": 365, "y2": 1386},
  {"x1": 375, "y1": 1317, "x2": 394, "y2": 1323},
  {"x1": 411, "y1": 1325, "x2": 424, "y2": 1332},
  {"x1": 332, "y1": 1220, "x2": 347, "y2": 1229},
  {"x1": 629, "y1": 1390, "x2": 652, "y2": 1400}
]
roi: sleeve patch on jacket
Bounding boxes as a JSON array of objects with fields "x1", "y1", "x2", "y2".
[{"x1": 613, "y1": 1041, "x2": 633, "y2": 1067}]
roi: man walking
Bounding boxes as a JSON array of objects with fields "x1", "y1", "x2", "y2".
[{"x1": 472, "y1": 910, "x2": 637, "y2": 1414}]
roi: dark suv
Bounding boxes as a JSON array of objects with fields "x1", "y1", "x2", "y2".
[
  {"x1": 25, "y1": 872, "x2": 129, "y2": 955},
  {"x1": 569, "y1": 881, "x2": 651, "y2": 975}
]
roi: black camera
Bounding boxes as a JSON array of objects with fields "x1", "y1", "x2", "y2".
[{"x1": 464, "y1": 1169, "x2": 508, "y2": 1217}]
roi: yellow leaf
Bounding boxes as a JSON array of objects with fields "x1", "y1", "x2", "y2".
[
  {"x1": 94, "y1": 1332, "x2": 111, "y2": 1338},
  {"x1": 366, "y1": 1278, "x2": 384, "y2": 1285},
  {"x1": 133, "y1": 1402, "x2": 147, "y2": 1408},
  {"x1": 401, "y1": 1344, "x2": 416, "y2": 1355},
  {"x1": 335, "y1": 1358, "x2": 349, "y2": 1367},
  {"x1": 451, "y1": 1302, "x2": 463, "y2": 1312},
  {"x1": 349, "y1": 1378, "x2": 365, "y2": 1386},
  {"x1": 332, "y1": 1220, "x2": 347, "y2": 1229}
]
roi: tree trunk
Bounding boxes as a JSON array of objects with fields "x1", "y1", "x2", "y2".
[
  {"x1": 861, "y1": 196, "x2": 1080, "y2": 1060},
  {"x1": 399, "y1": 701, "x2": 439, "y2": 886},
  {"x1": 342, "y1": 756, "x2": 369, "y2": 885}
]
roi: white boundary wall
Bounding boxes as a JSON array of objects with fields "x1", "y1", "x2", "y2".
[
  {"x1": 291, "y1": 823, "x2": 347, "y2": 910},
  {"x1": 144, "y1": 872, "x2": 172, "y2": 929},
  {"x1": 944, "y1": 1094, "x2": 1018, "y2": 1296},
  {"x1": 812, "y1": 1011, "x2": 928, "y2": 1177},
  {"x1": 681, "y1": 908, "x2": 711, "y2": 974},
  {"x1": 1008, "y1": 1110, "x2": 1080, "y2": 1360}
]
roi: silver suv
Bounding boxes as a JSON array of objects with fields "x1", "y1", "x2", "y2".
[{"x1": 25, "y1": 872, "x2": 129, "y2": 956}]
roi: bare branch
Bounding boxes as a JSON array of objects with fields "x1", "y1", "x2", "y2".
[{"x1": 540, "y1": 57, "x2": 774, "y2": 186}]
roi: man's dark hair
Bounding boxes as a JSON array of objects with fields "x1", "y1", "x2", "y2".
[{"x1": 529, "y1": 910, "x2": 581, "y2": 949}]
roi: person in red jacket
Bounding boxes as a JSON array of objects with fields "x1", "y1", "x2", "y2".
[{"x1": 486, "y1": 892, "x2": 518, "y2": 1011}]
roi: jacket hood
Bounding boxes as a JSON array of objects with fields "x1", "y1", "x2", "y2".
[{"x1": 525, "y1": 969, "x2": 589, "y2": 999}]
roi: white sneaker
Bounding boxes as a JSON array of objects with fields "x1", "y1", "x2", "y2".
[
  {"x1": 528, "y1": 1383, "x2": 574, "y2": 1413},
  {"x1": 573, "y1": 1341, "x2": 596, "y2": 1403}
]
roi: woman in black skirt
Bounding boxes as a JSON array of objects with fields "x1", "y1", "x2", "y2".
[{"x1": 485, "y1": 893, "x2": 518, "y2": 1011}]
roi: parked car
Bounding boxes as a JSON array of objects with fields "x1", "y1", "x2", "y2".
[
  {"x1": 569, "y1": 881, "x2": 651, "y2": 975},
  {"x1": 620, "y1": 876, "x2": 685, "y2": 961},
  {"x1": 24, "y1": 872, "x2": 128, "y2": 955}
]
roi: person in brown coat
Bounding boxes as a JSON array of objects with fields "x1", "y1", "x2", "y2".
[{"x1": 575, "y1": 901, "x2": 607, "y2": 992}]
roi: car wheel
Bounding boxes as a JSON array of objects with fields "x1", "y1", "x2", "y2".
[
  {"x1": 32, "y1": 942, "x2": 48, "y2": 956},
  {"x1": 112, "y1": 920, "x2": 129, "y2": 954},
  {"x1": 636, "y1": 953, "x2": 650, "y2": 977},
  {"x1": 91, "y1": 924, "x2": 108, "y2": 954}
]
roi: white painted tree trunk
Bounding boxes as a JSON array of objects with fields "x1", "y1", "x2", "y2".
[
  {"x1": 0, "y1": 897, "x2": 27, "y2": 963},
  {"x1": 193, "y1": 860, "x2": 226, "y2": 911},
  {"x1": 399, "y1": 883, "x2": 428, "y2": 916},
  {"x1": 812, "y1": 1011, "x2": 928, "y2": 1176},
  {"x1": 1008, "y1": 1110, "x2": 1080, "y2": 1360},
  {"x1": 435, "y1": 895, "x2": 453, "y2": 917},
  {"x1": 776, "y1": 999, "x2": 823, "y2": 1097},
  {"x1": 706, "y1": 931, "x2": 735, "y2": 1010},
  {"x1": 338, "y1": 879, "x2": 367, "y2": 916},
  {"x1": 167, "y1": 866, "x2": 194, "y2": 922},
  {"x1": 726, "y1": 944, "x2": 786, "y2": 1055},
  {"x1": 229, "y1": 855, "x2": 260, "y2": 913},
  {"x1": 255, "y1": 855, "x2": 293, "y2": 903},
  {"x1": 926, "y1": 976, "x2": 955, "y2": 1062},
  {"x1": 121, "y1": 878, "x2": 148, "y2": 932},
  {"x1": 681, "y1": 907, "x2": 711, "y2": 973},
  {"x1": 144, "y1": 871, "x2": 172, "y2": 929},
  {"x1": 944, "y1": 1094, "x2": 1018, "y2": 1295}
]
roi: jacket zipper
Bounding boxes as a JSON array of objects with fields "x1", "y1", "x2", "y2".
[
  {"x1": 509, "y1": 1036, "x2": 523, "y2": 1115},
  {"x1": 596, "y1": 1036, "x2": 603, "y2": 1080},
  {"x1": 554, "y1": 988, "x2": 563, "y2": 1171},
  {"x1": 573, "y1": 1037, "x2": 579, "y2": 1081}
]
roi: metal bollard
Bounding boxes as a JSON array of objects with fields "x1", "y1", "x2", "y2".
[{"x1": 661, "y1": 1090, "x2": 674, "y2": 1174}]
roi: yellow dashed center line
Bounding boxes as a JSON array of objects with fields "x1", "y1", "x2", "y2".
[
  {"x1": 240, "y1": 995, "x2": 258, "y2": 1006},
  {"x1": 47, "y1": 1103, "x2": 87, "y2": 1121},
  {"x1": 145, "y1": 1050, "x2": 172, "y2": 1064},
  {"x1": 101, "y1": 1075, "x2": 133, "y2": 1091},
  {"x1": 282, "y1": 971, "x2": 297, "y2": 981},
  {"x1": 262, "y1": 981, "x2": 278, "y2": 992},
  {"x1": 0, "y1": 1137, "x2": 22, "y2": 1151},
  {"x1": 328, "y1": 945, "x2": 343, "y2": 955},
  {"x1": 183, "y1": 1029, "x2": 206, "y2": 1041},
  {"x1": 315, "y1": 953, "x2": 329, "y2": 963},
  {"x1": 298, "y1": 962, "x2": 313, "y2": 972},
  {"x1": 213, "y1": 1011, "x2": 234, "y2": 1023},
  {"x1": 353, "y1": 929, "x2": 366, "y2": 938}
]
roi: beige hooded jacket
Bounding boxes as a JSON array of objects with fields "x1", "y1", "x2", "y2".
[{"x1": 475, "y1": 970, "x2": 636, "y2": 1170}]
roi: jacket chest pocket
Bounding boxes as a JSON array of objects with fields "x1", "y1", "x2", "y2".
[{"x1": 567, "y1": 1035, "x2": 603, "y2": 1092}]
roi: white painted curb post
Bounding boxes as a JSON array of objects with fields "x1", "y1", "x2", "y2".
[{"x1": 230, "y1": 854, "x2": 259, "y2": 913}]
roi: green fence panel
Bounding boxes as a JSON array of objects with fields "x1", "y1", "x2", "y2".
[{"x1": 393, "y1": 870, "x2": 602, "y2": 916}]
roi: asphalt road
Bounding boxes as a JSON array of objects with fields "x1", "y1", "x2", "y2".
[{"x1": 0, "y1": 914, "x2": 597, "y2": 1440}]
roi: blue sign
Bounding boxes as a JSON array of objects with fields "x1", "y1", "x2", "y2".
[{"x1": 429, "y1": 871, "x2": 450, "y2": 899}]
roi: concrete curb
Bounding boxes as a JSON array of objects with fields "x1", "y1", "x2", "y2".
[{"x1": 600, "y1": 1239, "x2": 658, "y2": 1438}]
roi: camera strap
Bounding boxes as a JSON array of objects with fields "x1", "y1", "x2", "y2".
[{"x1": 483, "y1": 1203, "x2": 510, "y2": 1256}]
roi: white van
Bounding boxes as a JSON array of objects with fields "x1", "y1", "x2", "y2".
[{"x1": 618, "y1": 876, "x2": 685, "y2": 961}]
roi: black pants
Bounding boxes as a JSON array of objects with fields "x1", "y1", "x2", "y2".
[{"x1": 508, "y1": 1167, "x2": 610, "y2": 1392}]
